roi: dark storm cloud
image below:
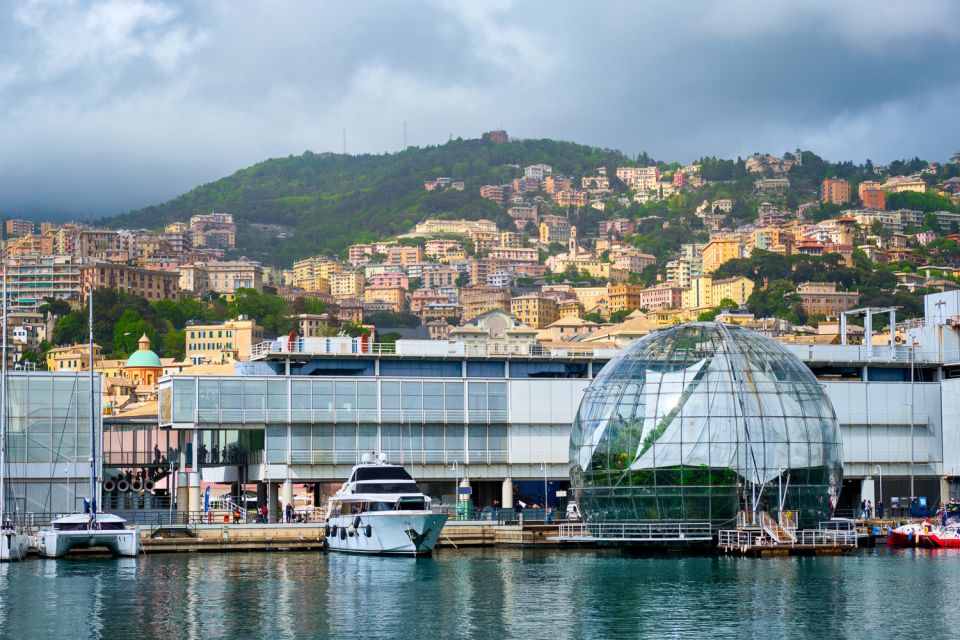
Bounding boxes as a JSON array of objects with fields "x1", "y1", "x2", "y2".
[{"x1": 1, "y1": 0, "x2": 958, "y2": 217}]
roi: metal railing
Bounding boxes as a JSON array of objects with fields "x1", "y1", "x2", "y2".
[
  {"x1": 556, "y1": 521, "x2": 713, "y2": 542},
  {"x1": 251, "y1": 338, "x2": 619, "y2": 361}
]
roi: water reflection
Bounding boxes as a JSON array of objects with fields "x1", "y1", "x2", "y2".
[{"x1": 2, "y1": 548, "x2": 960, "y2": 639}]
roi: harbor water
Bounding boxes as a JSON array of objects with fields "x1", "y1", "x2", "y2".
[{"x1": 1, "y1": 547, "x2": 959, "y2": 639}]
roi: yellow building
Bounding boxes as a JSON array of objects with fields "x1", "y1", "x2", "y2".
[
  {"x1": 682, "y1": 275, "x2": 755, "y2": 310},
  {"x1": 701, "y1": 237, "x2": 742, "y2": 274},
  {"x1": 558, "y1": 299, "x2": 584, "y2": 319},
  {"x1": 572, "y1": 286, "x2": 609, "y2": 312},
  {"x1": 364, "y1": 286, "x2": 406, "y2": 312},
  {"x1": 607, "y1": 284, "x2": 645, "y2": 314},
  {"x1": 46, "y1": 343, "x2": 103, "y2": 371},
  {"x1": 510, "y1": 294, "x2": 559, "y2": 329},
  {"x1": 292, "y1": 256, "x2": 342, "y2": 292},
  {"x1": 329, "y1": 270, "x2": 365, "y2": 299},
  {"x1": 185, "y1": 319, "x2": 264, "y2": 365}
]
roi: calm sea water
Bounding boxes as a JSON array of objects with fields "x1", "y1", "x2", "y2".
[{"x1": 0, "y1": 547, "x2": 956, "y2": 639}]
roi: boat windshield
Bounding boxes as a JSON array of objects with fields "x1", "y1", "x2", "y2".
[
  {"x1": 356, "y1": 482, "x2": 420, "y2": 494},
  {"x1": 396, "y1": 497, "x2": 426, "y2": 511},
  {"x1": 355, "y1": 467, "x2": 415, "y2": 482},
  {"x1": 54, "y1": 521, "x2": 127, "y2": 531}
]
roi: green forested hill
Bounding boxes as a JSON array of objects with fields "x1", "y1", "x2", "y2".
[{"x1": 103, "y1": 136, "x2": 636, "y2": 266}]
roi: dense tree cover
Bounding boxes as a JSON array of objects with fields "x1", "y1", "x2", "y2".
[
  {"x1": 103, "y1": 137, "x2": 641, "y2": 266},
  {"x1": 49, "y1": 288, "x2": 330, "y2": 360},
  {"x1": 887, "y1": 190, "x2": 958, "y2": 213},
  {"x1": 364, "y1": 311, "x2": 421, "y2": 328},
  {"x1": 710, "y1": 249, "x2": 930, "y2": 322}
]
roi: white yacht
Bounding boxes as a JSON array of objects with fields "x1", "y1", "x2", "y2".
[
  {"x1": 326, "y1": 453, "x2": 447, "y2": 555},
  {"x1": 36, "y1": 289, "x2": 141, "y2": 559},
  {"x1": 37, "y1": 513, "x2": 140, "y2": 557}
]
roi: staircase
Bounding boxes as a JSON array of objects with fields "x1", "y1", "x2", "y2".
[{"x1": 760, "y1": 511, "x2": 796, "y2": 544}]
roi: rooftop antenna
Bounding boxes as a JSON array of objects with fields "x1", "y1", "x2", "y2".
[
  {"x1": 403, "y1": 121, "x2": 407, "y2": 150},
  {"x1": 342, "y1": 129, "x2": 347, "y2": 155}
]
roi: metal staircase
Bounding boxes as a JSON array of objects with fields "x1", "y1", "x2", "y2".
[{"x1": 760, "y1": 511, "x2": 796, "y2": 544}]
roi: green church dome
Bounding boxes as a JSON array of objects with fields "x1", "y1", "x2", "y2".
[{"x1": 125, "y1": 334, "x2": 162, "y2": 368}]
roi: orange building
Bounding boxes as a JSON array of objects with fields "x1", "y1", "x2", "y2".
[{"x1": 822, "y1": 178, "x2": 851, "y2": 205}]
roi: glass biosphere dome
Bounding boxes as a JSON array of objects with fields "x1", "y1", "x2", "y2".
[{"x1": 570, "y1": 322, "x2": 843, "y2": 530}]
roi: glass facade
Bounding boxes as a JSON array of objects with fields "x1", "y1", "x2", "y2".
[
  {"x1": 3, "y1": 372, "x2": 100, "y2": 513},
  {"x1": 165, "y1": 377, "x2": 507, "y2": 425},
  {"x1": 569, "y1": 323, "x2": 843, "y2": 529}
]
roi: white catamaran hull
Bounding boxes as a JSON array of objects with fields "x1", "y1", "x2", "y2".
[
  {"x1": 326, "y1": 512, "x2": 447, "y2": 555},
  {"x1": 37, "y1": 529, "x2": 140, "y2": 558},
  {"x1": 0, "y1": 531, "x2": 30, "y2": 561}
]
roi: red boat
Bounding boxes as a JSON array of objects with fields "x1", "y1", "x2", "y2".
[
  {"x1": 887, "y1": 521, "x2": 935, "y2": 547},
  {"x1": 927, "y1": 523, "x2": 960, "y2": 548}
]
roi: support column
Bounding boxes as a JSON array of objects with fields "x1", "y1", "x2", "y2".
[
  {"x1": 268, "y1": 482, "x2": 280, "y2": 524},
  {"x1": 501, "y1": 477, "x2": 513, "y2": 510},
  {"x1": 188, "y1": 471, "x2": 201, "y2": 515},
  {"x1": 840, "y1": 313, "x2": 847, "y2": 346},
  {"x1": 281, "y1": 480, "x2": 293, "y2": 522},
  {"x1": 177, "y1": 471, "x2": 189, "y2": 514}
]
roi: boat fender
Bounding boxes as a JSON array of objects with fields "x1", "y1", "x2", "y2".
[
  {"x1": 365, "y1": 525, "x2": 372, "y2": 537},
  {"x1": 340, "y1": 528, "x2": 347, "y2": 540},
  {"x1": 330, "y1": 525, "x2": 338, "y2": 536},
  {"x1": 324, "y1": 525, "x2": 331, "y2": 537},
  {"x1": 347, "y1": 525, "x2": 356, "y2": 536},
  {"x1": 353, "y1": 516, "x2": 362, "y2": 529}
]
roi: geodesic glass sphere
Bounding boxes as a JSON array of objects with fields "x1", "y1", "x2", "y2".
[{"x1": 569, "y1": 322, "x2": 843, "y2": 529}]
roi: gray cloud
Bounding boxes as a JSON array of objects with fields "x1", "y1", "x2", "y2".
[{"x1": 1, "y1": 0, "x2": 958, "y2": 217}]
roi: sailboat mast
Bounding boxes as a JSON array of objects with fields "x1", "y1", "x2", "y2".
[
  {"x1": 89, "y1": 287, "x2": 96, "y2": 515},
  {"x1": 1, "y1": 259, "x2": 8, "y2": 524}
]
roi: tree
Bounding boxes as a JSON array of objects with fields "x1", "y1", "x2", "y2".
[
  {"x1": 162, "y1": 329, "x2": 186, "y2": 361},
  {"x1": 38, "y1": 297, "x2": 71, "y2": 319},
  {"x1": 112, "y1": 309, "x2": 158, "y2": 358},
  {"x1": 609, "y1": 309, "x2": 633, "y2": 323}
]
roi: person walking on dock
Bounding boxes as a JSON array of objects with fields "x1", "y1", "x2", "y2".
[
  {"x1": 285, "y1": 502, "x2": 293, "y2": 523},
  {"x1": 877, "y1": 500, "x2": 884, "y2": 519}
]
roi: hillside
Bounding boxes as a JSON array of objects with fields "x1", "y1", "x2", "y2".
[{"x1": 103, "y1": 136, "x2": 638, "y2": 266}]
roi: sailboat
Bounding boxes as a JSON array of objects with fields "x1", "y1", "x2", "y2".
[
  {"x1": 0, "y1": 257, "x2": 30, "y2": 561},
  {"x1": 36, "y1": 288, "x2": 140, "y2": 558}
]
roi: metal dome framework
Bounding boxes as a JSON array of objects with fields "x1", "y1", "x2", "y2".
[{"x1": 569, "y1": 322, "x2": 843, "y2": 530}]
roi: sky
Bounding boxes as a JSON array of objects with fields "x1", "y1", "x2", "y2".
[{"x1": 1, "y1": 0, "x2": 959, "y2": 218}]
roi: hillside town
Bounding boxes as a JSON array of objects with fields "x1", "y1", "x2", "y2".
[{"x1": 5, "y1": 136, "x2": 960, "y2": 402}]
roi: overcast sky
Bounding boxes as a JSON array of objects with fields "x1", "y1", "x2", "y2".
[{"x1": 2, "y1": 0, "x2": 959, "y2": 217}]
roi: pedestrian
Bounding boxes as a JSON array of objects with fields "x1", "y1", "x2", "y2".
[
  {"x1": 859, "y1": 500, "x2": 866, "y2": 519},
  {"x1": 232, "y1": 506, "x2": 240, "y2": 523},
  {"x1": 285, "y1": 502, "x2": 293, "y2": 523},
  {"x1": 876, "y1": 499, "x2": 884, "y2": 519},
  {"x1": 867, "y1": 500, "x2": 873, "y2": 519}
]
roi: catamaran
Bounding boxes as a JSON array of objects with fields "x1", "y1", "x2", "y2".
[
  {"x1": 36, "y1": 289, "x2": 140, "y2": 558},
  {"x1": 0, "y1": 259, "x2": 29, "y2": 561},
  {"x1": 325, "y1": 453, "x2": 447, "y2": 555}
]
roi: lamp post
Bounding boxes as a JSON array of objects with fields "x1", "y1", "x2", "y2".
[{"x1": 874, "y1": 464, "x2": 883, "y2": 508}]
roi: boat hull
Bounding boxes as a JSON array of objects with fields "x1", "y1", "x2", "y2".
[
  {"x1": 887, "y1": 525, "x2": 935, "y2": 548},
  {"x1": 37, "y1": 529, "x2": 140, "y2": 558},
  {"x1": 928, "y1": 533, "x2": 960, "y2": 548},
  {"x1": 326, "y1": 512, "x2": 447, "y2": 555},
  {"x1": 0, "y1": 531, "x2": 30, "y2": 561}
]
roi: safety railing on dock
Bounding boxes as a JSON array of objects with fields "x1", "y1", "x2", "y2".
[{"x1": 555, "y1": 521, "x2": 713, "y2": 542}]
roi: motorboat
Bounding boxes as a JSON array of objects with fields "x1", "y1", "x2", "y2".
[
  {"x1": 325, "y1": 453, "x2": 447, "y2": 555},
  {"x1": 37, "y1": 513, "x2": 140, "y2": 558},
  {"x1": 927, "y1": 525, "x2": 960, "y2": 548},
  {"x1": 886, "y1": 521, "x2": 936, "y2": 547},
  {"x1": 0, "y1": 524, "x2": 30, "y2": 562}
]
